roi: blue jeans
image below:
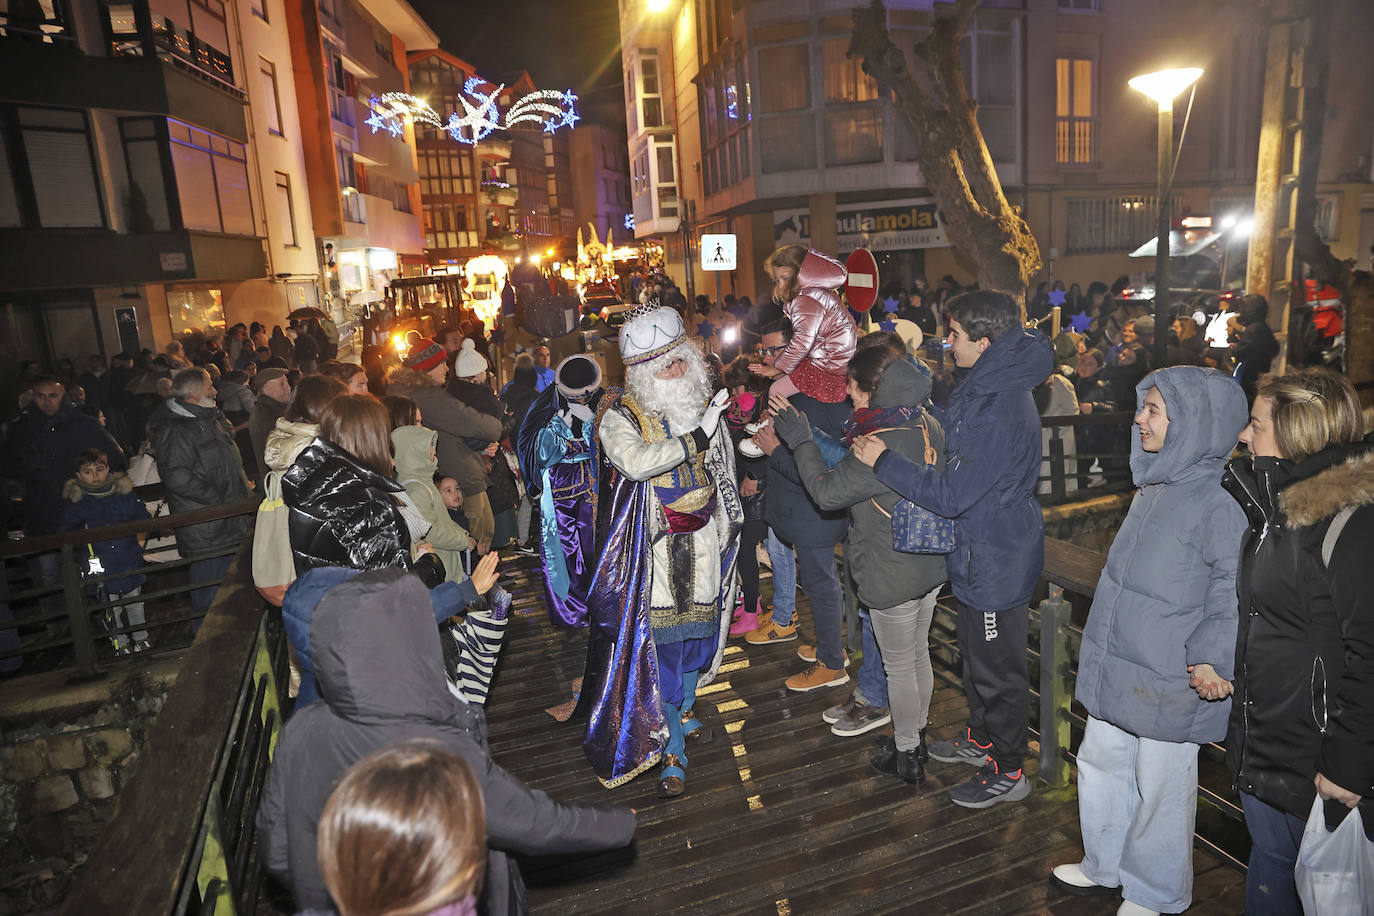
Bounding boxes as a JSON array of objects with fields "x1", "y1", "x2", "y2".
[
  {"x1": 1240, "y1": 792, "x2": 1305, "y2": 916},
  {"x1": 793, "y1": 543, "x2": 844, "y2": 670},
  {"x1": 190, "y1": 554, "x2": 235, "y2": 617},
  {"x1": 853, "y1": 608, "x2": 888, "y2": 709},
  {"x1": 765, "y1": 527, "x2": 796, "y2": 626},
  {"x1": 1076, "y1": 715, "x2": 1199, "y2": 913}
]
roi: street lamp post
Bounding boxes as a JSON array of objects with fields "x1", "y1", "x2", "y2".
[{"x1": 1129, "y1": 67, "x2": 1203, "y2": 368}]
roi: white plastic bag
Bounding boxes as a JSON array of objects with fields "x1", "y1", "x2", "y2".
[{"x1": 1295, "y1": 797, "x2": 1374, "y2": 915}]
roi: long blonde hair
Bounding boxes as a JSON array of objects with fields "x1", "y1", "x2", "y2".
[
  {"x1": 1257, "y1": 368, "x2": 1365, "y2": 463},
  {"x1": 766, "y1": 244, "x2": 807, "y2": 302}
]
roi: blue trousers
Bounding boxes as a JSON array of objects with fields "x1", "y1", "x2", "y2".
[{"x1": 1240, "y1": 792, "x2": 1305, "y2": 916}]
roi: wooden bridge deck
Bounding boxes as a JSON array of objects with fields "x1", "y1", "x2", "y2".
[{"x1": 484, "y1": 555, "x2": 1247, "y2": 916}]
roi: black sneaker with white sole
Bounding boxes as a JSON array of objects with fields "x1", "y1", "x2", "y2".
[{"x1": 948, "y1": 761, "x2": 1031, "y2": 808}]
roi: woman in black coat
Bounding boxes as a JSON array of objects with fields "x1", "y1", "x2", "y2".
[
  {"x1": 284, "y1": 393, "x2": 439, "y2": 582},
  {"x1": 1221, "y1": 368, "x2": 1373, "y2": 913}
]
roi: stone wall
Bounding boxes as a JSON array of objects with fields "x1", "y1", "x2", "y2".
[
  {"x1": 0, "y1": 658, "x2": 182, "y2": 915},
  {"x1": 1043, "y1": 491, "x2": 1133, "y2": 553}
]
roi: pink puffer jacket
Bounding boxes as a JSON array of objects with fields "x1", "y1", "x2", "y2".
[{"x1": 774, "y1": 249, "x2": 858, "y2": 375}]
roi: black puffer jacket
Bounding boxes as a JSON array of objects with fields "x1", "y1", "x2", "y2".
[
  {"x1": 1222, "y1": 442, "x2": 1374, "y2": 820},
  {"x1": 148, "y1": 398, "x2": 251, "y2": 554},
  {"x1": 282, "y1": 438, "x2": 411, "y2": 576}
]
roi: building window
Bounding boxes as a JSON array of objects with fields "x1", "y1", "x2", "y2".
[
  {"x1": 167, "y1": 118, "x2": 252, "y2": 235},
  {"x1": 1058, "y1": 0, "x2": 1100, "y2": 9},
  {"x1": 335, "y1": 142, "x2": 356, "y2": 189},
  {"x1": 119, "y1": 117, "x2": 172, "y2": 231},
  {"x1": 0, "y1": 105, "x2": 106, "y2": 228},
  {"x1": 325, "y1": 42, "x2": 353, "y2": 127},
  {"x1": 273, "y1": 171, "x2": 296, "y2": 246},
  {"x1": 757, "y1": 44, "x2": 809, "y2": 112},
  {"x1": 423, "y1": 204, "x2": 477, "y2": 249},
  {"x1": 823, "y1": 38, "x2": 877, "y2": 103},
  {"x1": 251, "y1": 0, "x2": 268, "y2": 21},
  {"x1": 1065, "y1": 196, "x2": 1177, "y2": 254},
  {"x1": 258, "y1": 58, "x2": 284, "y2": 136},
  {"x1": 759, "y1": 113, "x2": 815, "y2": 173},
  {"x1": 1056, "y1": 57, "x2": 1095, "y2": 165},
  {"x1": 1315, "y1": 192, "x2": 1341, "y2": 242},
  {"x1": 639, "y1": 52, "x2": 663, "y2": 129},
  {"x1": 825, "y1": 109, "x2": 883, "y2": 166}
]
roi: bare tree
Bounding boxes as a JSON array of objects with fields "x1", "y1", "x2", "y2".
[{"x1": 849, "y1": 0, "x2": 1041, "y2": 306}]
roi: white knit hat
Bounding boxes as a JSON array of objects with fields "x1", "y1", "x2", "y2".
[
  {"x1": 619, "y1": 299, "x2": 686, "y2": 366},
  {"x1": 452, "y1": 338, "x2": 488, "y2": 377}
]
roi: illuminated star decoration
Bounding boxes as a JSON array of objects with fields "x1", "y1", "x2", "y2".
[
  {"x1": 879, "y1": 318, "x2": 897, "y2": 332},
  {"x1": 1069, "y1": 310, "x2": 1093, "y2": 333},
  {"x1": 882, "y1": 298, "x2": 901, "y2": 314},
  {"x1": 697, "y1": 320, "x2": 716, "y2": 339},
  {"x1": 1048, "y1": 288, "x2": 1068, "y2": 307},
  {"x1": 623, "y1": 213, "x2": 635, "y2": 230},
  {"x1": 365, "y1": 82, "x2": 580, "y2": 146}
]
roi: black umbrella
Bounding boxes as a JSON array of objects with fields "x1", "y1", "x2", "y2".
[{"x1": 287, "y1": 307, "x2": 327, "y2": 320}]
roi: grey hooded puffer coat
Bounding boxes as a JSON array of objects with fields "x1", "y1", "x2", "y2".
[
  {"x1": 256, "y1": 569, "x2": 636, "y2": 915},
  {"x1": 1074, "y1": 367, "x2": 1249, "y2": 744}
]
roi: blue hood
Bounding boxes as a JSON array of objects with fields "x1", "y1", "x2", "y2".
[
  {"x1": 282, "y1": 567, "x2": 364, "y2": 706},
  {"x1": 955, "y1": 326, "x2": 1054, "y2": 402},
  {"x1": 1130, "y1": 366, "x2": 1247, "y2": 487}
]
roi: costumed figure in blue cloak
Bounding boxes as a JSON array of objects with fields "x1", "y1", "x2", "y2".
[
  {"x1": 515, "y1": 354, "x2": 604, "y2": 627},
  {"x1": 578, "y1": 300, "x2": 743, "y2": 797}
]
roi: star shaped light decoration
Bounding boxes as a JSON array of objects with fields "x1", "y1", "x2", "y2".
[
  {"x1": 879, "y1": 318, "x2": 897, "y2": 332},
  {"x1": 1069, "y1": 311, "x2": 1093, "y2": 334},
  {"x1": 696, "y1": 320, "x2": 716, "y2": 339},
  {"x1": 882, "y1": 298, "x2": 901, "y2": 314},
  {"x1": 1048, "y1": 289, "x2": 1068, "y2": 307}
]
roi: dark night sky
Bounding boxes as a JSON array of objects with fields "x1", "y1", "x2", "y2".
[{"x1": 408, "y1": 0, "x2": 625, "y2": 124}]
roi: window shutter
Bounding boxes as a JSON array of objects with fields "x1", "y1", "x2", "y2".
[{"x1": 24, "y1": 130, "x2": 104, "y2": 228}]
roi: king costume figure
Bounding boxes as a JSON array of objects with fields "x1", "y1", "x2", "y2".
[
  {"x1": 516, "y1": 354, "x2": 604, "y2": 628},
  {"x1": 579, "y1": 300, "x2": 743, "y2": 797}
]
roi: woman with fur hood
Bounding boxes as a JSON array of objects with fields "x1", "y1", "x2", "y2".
[{"x1": 1222, "y1": 368, "x2": 1373, "y2": 914}]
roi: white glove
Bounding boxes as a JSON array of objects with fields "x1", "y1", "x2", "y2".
[{"x1": 699, "y1": 389, "x2": 730, "y2": 437}]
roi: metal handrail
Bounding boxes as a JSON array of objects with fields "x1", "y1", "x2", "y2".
[
  {"x1": 1, "y1": 497, "x2": 259, "y2": 677},
  {"x1": 59, "y1": 536, "x2": 289, "y2": 916}
]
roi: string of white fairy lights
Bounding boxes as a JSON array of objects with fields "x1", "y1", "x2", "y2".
[{"x1": 365, "y1": 78, "x2": 579, "y2": 144}]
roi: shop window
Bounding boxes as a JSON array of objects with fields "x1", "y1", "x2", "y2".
[
  {"x1": 166, "y1": 286, "x2": 224, "y2": 337},
  {"x1": 1056, "y1": 57, "x2": 1095, "y2": 165},
  {"x1": 273, "y1": 171, "x2": 296, "y2": 246},
  {"x1": 168, "y1": 117, "x2": 252, "y2": 235}
]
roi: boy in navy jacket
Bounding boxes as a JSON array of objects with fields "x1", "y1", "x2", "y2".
[{"x1": 853, "y1": 290, "x2": 1052, "y2": 809}]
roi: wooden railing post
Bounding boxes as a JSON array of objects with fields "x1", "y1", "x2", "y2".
[
  {"x1": 60, "y1": 543, "x2": 100, "y2": 680},
  {"x1": 1049, "y1": 431, "x2": 1067, "y2": 502},
  {"x1": 1037, "y1": 585, "x2": 1073, "y2": 787}
]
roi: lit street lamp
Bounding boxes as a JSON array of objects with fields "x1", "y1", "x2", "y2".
[{"x1": 1129, "y1": 67, "x2": 1203, "y2": 368}]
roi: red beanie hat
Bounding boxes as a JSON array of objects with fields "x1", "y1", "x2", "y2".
[{"x1": 404, "y1": 338, "x2": 447, "y2": 373}]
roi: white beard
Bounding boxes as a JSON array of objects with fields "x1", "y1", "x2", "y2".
[{"x1": 626, "y1": 342, "x2": 711, "y2": 436}]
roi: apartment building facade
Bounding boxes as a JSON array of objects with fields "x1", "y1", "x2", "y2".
[
  {"x1": 406, "y1": 51, "x2": 577, "y2": 270},
  {"x1": 619, "y1": 0, "x2": 1374, "y2": 302},
  {"x1": 570, "y1": 121, "x2": 633, "y2": 245},
  {"x1": 286, "y1": 0, "x2": 433, "y2": 330}
]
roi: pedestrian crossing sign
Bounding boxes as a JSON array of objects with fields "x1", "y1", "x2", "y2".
[{"x1": 701, "y1": 234, "x2": 737, "y2": 271}]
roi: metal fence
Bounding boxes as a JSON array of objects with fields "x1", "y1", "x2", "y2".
[
  {"x1": 1, "y1": 488, "x2": 259, "y2": 679},
  {"x1": 60, "y1": 534, "x2": 290, "y2": 916}
]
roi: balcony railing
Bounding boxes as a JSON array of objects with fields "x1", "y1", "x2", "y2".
[
  {"x1": 102, "y1": 1, "x2": 241, "y2": 97},
  {"x1": 0, "y1": 0, "x2": 77, "y2": 45},
  {"x1": 1055, "y1": 115, "x2": 1096, "y2": 165}
]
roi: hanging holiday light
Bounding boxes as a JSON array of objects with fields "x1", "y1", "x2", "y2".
[{"x1": 365, "y1": 78, "x2": 580, "y2": 146}]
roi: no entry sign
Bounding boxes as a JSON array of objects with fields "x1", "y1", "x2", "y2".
[{"x1": 844, "y1": 248, "x2": 879, "y2": 312}]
